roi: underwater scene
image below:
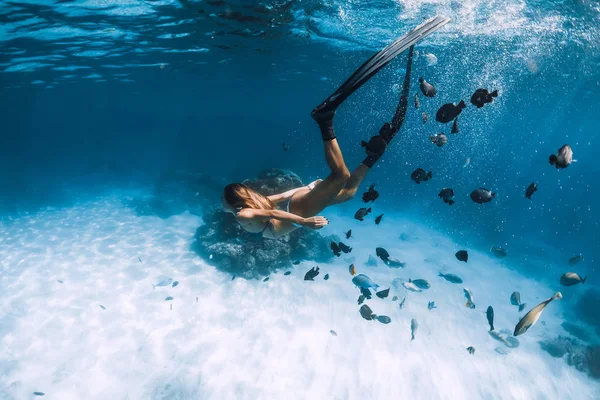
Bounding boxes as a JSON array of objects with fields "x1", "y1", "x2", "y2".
[{"x1": 1, "y1": 0, "x2": 600, "y2": 399}]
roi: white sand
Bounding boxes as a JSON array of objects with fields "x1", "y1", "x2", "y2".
[{"x1": 1, "y1": 193, "x2": 598, "y2": 399}]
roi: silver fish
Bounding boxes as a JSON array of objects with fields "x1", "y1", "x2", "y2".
[
  {"x1": 402, "y1": 280, "x2": 422, "y2": 292},
  {"x1": 411, "y1": 318, "x2": 418, "y2": 341},
  {"x1": 352, "y1": 274, "x2": 379, "y2": 290},
  {"x1": 430, "y1": 133, "x2": 447, "y2": 147},
  {"x1": 385, "y1": 257, "x2": 406, "y2": 268},
  {"x1": 514, "y1": 292, "x2": 562, "y2": 336},
  {"x1": 464, "y1": 288, "x2": 476, "y2": 309},
  {"x1": 549, "y1": 144, "x2": 574, "y2": 169},
  {"x1": 568, "y1": 254, "x2": 584, "y2": 266}
]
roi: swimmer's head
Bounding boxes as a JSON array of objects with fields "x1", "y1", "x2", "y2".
[{"x1": 223, "y1": 183, "x2": 276, "y2": 213}]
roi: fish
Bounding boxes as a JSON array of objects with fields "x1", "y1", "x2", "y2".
[
  {"x1": 486, "y1": 306, "x2": 495, "y2": 331},
  {"x1": 428, "y1": 301, "x2": 436, "y2": 311},
  {"x1": 354, "y1": 207, "x2": 372, "y2": 221},
  {"x1": 352, "y1": 274, "x2": 379, "y2": 290},
  {"x1": 376, "y1": 288, "x2": 390, "y2": 299},
  {"x1": 232, "y1": 275, "x2": 236, "y2": 280},
  {"x1": 330, "y1": 330, "x2": 338, "y2": 336},
  {"x1": 374, "y1": 214, "x2": 384, "y2": 225},
  {"x1": 422, "y1": 112, "x2": 429, "y2": 124},
  {"x1": 376, "y1": 315, "x2": 391, "y2": 324},
  {"x1": 196, "y1": 297, "x2": 198, "y2": 303},
  {"x1": 304, "y1": 266, "x2": 320, "y2": 281},
  {"x1": 411, "y1": 279, "x2": 431, "y2": 289},
  {"x1": 330, "y1": 241, "x2": 341, "y2": 257},
  {"x1": 385, "y1": 257, "x2": 406, "y2": 268},
  {"x1": 349, "y1": 264, "x2": 357, "y2": 276},
  {"x1": 399, "y1": 297, "x2": 407, "y2": 309},
  {"x1": 284, "y1": 271, "x2": 292, "y2": 275},
  {"x1": 360, "y1": 287, "x2": 373, "y2": 299},
  {"x1": 438, "y1": 273, "x2": 463, "y2": 284},
  {"x1": 357, "y1": 294, "x2": 365, "y2": 305},
  {"x1": 490, "y1": 246, "x2": 507, "y2": 258},
  {"x1": 430, "y1": 133, "x2": 448, "y2": 147},
  {"x1": 338, "y1": 242, "x2": 352, "y2": 253},
  {"x1": 455, "y1": 250, "x2": 468, "y2": 262},
  {"x1": 282, "y1": 142, "x2": 290, "y2": 152},
  {"x1": 293, "y1": 260, "x2": 301, "y2": 265},
  {"x1": 470, "y1": 188, "x2": 496, "y2": 204},
  {"x1": 324, "y1": 273, "x2": 329, "y2": 281},
  {"x1": 172, "y1": 281, "x2": 179, "y2": 288},
  {"x1": 33, "y1": 393, "x2": 45, "y2": 397},
  {"x1": 513, "y1": 292, "x2": 562, "y2": 336},
  {"x1": 138, "y1": 257, "x2": 143, "y2": 263},
  {"x1": 165, "y1": 296, "x2": 174, "y2": 301},
  {"x1": 549, "y1": 144, "x2": 574, "y2": 169},
  {"x1": 470, "y1": 88, "x2": 498, "y2": 108},
  {"x1": 463, "y1": 158, "x2": 471, "y2": 168},
  {"x1": 464, "y1": 288, "x2": 476, "y2": 309},
  {"x1": 411, "y1": 168, "x2": 432, "y2": 184},
  {"x1": 525, "y1": 182, "x2": 537, "y2": 199},
  {"x1": 263, "y1": 277, "x2": 269, "y2": 282},
  {"x1": 402, "y1": 280, "x2": 422, "y2": 292},
  {"x1": 419, "y1": 77, "x2": 437, "y2": 97},
  {"x1": 362, "y1": 184, "x2": 379, "y2": 203},
  {"x1": 411, "y1": 318, "x2": 418, "y2": 341},
  {"x1": 438, "y1": 188, "x2": 455, "y2": 205},
  {"x1": 568, "y1": 255, "x2": 584, "y2": 266},
  {"x1": 451, "y1": 118, "x2": 459, "y2": 134},
  {"x1": 345, "y1": 229, "x2": 352, "y2": 239},
  {"x1": 153, "y1": 277, "x2": 173, "y2": 289},
  {"x1": 466, "y1": 346, "x2": 475, "y2": 355},
  {"x1": 510, "y1": 292, "x2": 527, "y2": 312},
  {"x1": 414, "y1": 93, "x2": 420, "y2": 108},
  {"x1": 489, "y1": 330, "x2": 511, "y2": 346},
  {"x1": 423, "y1": 52, "x2": 438, "y2": 66},
  {"x1": 99, "y1": 305, "x2": 106, "y2": 310},
  {"x1": 392, "y1": 296, "x2": 398, "y2": 301},
  {"x1": 375, "y1": 247, "x2": 390, "y2": 262},
  {"x1": 359, "y1": 304, "x2": 376, "y2": 321},
  {"x1": 436, "y1": 101, "x2": 466, "y2": 123},
  {"x1": 57, "y1": 280, "x2": 63, "y2": 283},
  {"x1": 560, "y1": 272, "x2": 586, "y2": 286}
]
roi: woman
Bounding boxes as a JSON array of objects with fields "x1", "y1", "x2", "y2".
[{"x1": 222, "y1": 18, "x2": 448, "y2": 239}]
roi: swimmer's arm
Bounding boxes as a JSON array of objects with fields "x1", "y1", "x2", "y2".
[{"x1": 237, "y1": 208, "x2": 306, "y2": 225}]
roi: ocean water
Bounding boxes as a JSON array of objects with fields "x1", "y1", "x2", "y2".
[{"x1": 1, "y1": 1, "x2": 599, "y2": 399}]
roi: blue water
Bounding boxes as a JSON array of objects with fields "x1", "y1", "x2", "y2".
[{"x1": 2, "y1": 1, "x2": 600, "y2": 398}]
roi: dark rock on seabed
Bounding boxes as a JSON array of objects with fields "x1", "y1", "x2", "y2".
[{"x1": 539, "y1": 335, "x2": 600, "y2": 380}]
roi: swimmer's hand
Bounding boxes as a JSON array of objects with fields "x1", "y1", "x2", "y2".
[
  {"x1": 307, "y1": 179, "x2": 323, "y2": 190},
  {"x1": 302, "y1": 216, "x2": 328, "y2": 230}
]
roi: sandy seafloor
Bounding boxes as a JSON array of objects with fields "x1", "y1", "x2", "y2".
[{"x1": 0, "y1": 192, "x2": 598, "y2": 400}]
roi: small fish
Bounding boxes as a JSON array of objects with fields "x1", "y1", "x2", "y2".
[
  {"x1": 549, "y1": 144, "x2": 574, "y2": 169},
  {"x1": 510, "y1": 292, "x2": 527, "y2": 312},
  {"x1": 376, "y1": 288, "x2": 390, "y2": 299},
  {"x1": 359, "y1": 304, "x2": 376, "y2": 321},
  {"x1": 490, "y1": 246, "x2": 507, "y2": 258},
  {"x1": 99, "y1": 305, "x2": 106, "y2": 310},
  {"x1": 560, "y1": 272, "x2": 586, "y2": 286},
  {"x1": 422, "y1": 112, "x2": 429, "y2": 124},
  {"x1": 282, "y1": 142, "x2": 290, "y2": 152},
  {"x1": 436, "y1": 101, "x2": 466, "y2": 123},
  {"x1": 345, "y1": 229, "x2": 352, "y2": 239},
  {"x1": 376, "y1": 315, "x2": 391, "y2": 324},
  {"x1": 392, "y1": 296, "x2": 398, "y2": 301},
  {"x1": 399, "y1": 297, "x2": 406, "y2": 309},
  {"x1": 284, "y1": 271, "x2": 292, "y2": 275},
  {"x1": 304, "y1": 266, "x2": 320, "y2": 281},
  {"x1": 429, "y1": 133, "x2": 447, "y2": 147},
  {"x1": 466, "y1": 346, "x2": 476, "y2": 355},
  {"x1": 352, "y1": 274, "x2": 379, "y2": 290},
  {"x1": 411, "y1": 318, "x2": 418, "y2": 341},
  {"x1": 384, "y1": 257, "x2": 406, "y2": 268},
  {"x1": 33, "y1": 393, "x2": 45, "y2": 397},
  {"x1": 402, "y1": 280, "x2": 422, "y2": 292},
  {"x1": 196, "y1": 297, "x2": 198, "y2": 303},
  {"x1": 375, "y1": 247, "x2": 390, "y2": 262},
  {"x1": 486, "y1": 306, "x2": 495, "y2": 331},
  {"x1": 514, "y1": 292, "x2": 562, "y2": 336},
  {"x1": 525, "y1": 182, "x2": 537, "y2": 199},
  {"x1": 293, "y1": 260, "x2": 301, "y2": 265},
  {"x1": 428, "y1": 301, "x2": 436, "y2": 311},
  {"x1": 470, "y1": 188, "x2": 496, "y2": 204},
  {"x1": 419, "y1": 77, "x2": 437, "y2": 97},
  {"x1": 172, "y1": 281, "x2": 179, "y2": 288},
  {"x1": 263, "y1": 277, "x2": 269, "y2": 282},
  {"x1": 374, "y1": 214, "x2": 384, "y2": 225},
  {"x1": 360, "y1": 287, "x2": 373, "y2": 299},
  {"x1": 455, "y1": 250, "x2": 468, "y2": 262},
  {"x1": 231, "y1": 275, "x2": 236, "y2": 280},
  {"x1": 411, "y1": 279, "x2": 431, "y2": 289},
  {"x1": 330, "y1": 242, "x2": 341, "y2": 257},
  {"x1": 470, "y1": 88, "x2": 498, "y2": 108},
  {"x1": 362, "y1": 184, "x2": 379, "y2": 203},
  {"x1": 165, "y1": 296, "x2": 174, "y2": 301},
  {"x1": 357, "y1": 294, "x2": 365, "y2": 305},
  {"x1": 451, "y1": 118, "x2": 459, "y2": 134},
  {"x1": 354, "y1": 207, "x2": 372, "y2": 221},
  {"x1": 349, "y1": 264, "x2": 357, "y2": 276},
  {"x1": 414, "y1": 93, "x2": 420, "y2": 108},
  {"x1": 438, "y1": 188, "x2": 455, "y2": 205},
  {"x1": 324, "y1": 273, "x2": 329, "y2": 281},
  {"x1": 568, "y1": 255, "x2": 584, "y2": 266},
  {"x1": 153, "y1": 277, "x2": 173, "y2": 289},
  {"x1": 338, "y1": 242, "x2": 352, "y2": 253},
  {"x1": 464, "y1": 288, "x2": 476, "y2": 309},
  {"x1": 138, "y1": 257, "x2": 143, "y2": 263},
  {"x1": 330, "y1": 330, "x2": 338, "y2": 336},
  {"x1": 57, "y1": 280, "x2": 63, "y2": 283},
  {"x1": 438, "y1": 273, "x2": 463, "y2": 284},
  {"x1": 463, "y1": 158, "x2": 471, "y2": 168},
  {"x1": 411, "y1": 168, "x2": 432, "y2": 184}
]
